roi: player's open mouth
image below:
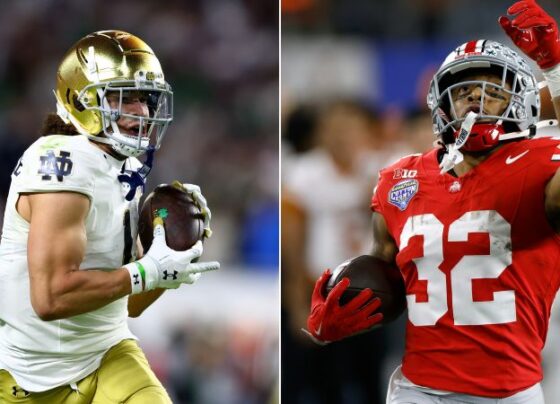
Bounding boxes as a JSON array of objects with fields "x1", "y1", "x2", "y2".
[
  {"x1": 121, "y1": 125, "x2": 146, "y2": 136},
  {"x1": 466, "y1": 105, "x2": 481, "y2": 114}
]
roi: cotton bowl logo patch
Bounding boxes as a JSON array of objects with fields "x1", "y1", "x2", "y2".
[{"x1": 388, "y1": 179, "x2": 418, "y2": 211}]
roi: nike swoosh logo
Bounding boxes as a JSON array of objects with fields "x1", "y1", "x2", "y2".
[
  {"x1": 506, "y1": 150, "x2": 529, "y2": 165},
  {"x1": 314, "y1": 323, "x2": 322, "y2": 336}
]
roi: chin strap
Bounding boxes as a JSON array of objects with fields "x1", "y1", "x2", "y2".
[
  {"x1": 439, "y1": 111, "x2": 478, "y2": 174},
  {"x1": 118, "y1": 146, "x2": 155, "y2": 201},
  {"x1": 498, "y1": 119, "x2": 557, "y2": 141},
  {"x1": 439, "y1": 116, "x2": 558, "y2": 174}
]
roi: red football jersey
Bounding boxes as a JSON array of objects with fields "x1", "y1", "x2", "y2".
[{"x1": 371, "y1": 137, "x2": 560, "y2": 397}]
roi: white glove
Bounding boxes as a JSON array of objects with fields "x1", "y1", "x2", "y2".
[
  {"x1": 125, "y1": 217, "x2": 220, "y2": 293},
  {"x1": 177, "y1": 181, "x2": 213, "y2": 238}
]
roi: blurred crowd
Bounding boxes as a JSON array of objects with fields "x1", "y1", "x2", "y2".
[
  {"x1": 281, "y1": 1, "x2": 560, "y2": 403},
  {"x1": 283, "y1": 0, "x2": 560, "y2": 41},
  {"x1": 281, "y1": 99, "x2": 433, "y2": 404},
  {"x1": 0, "y1": 1, "x2": 278, "y2": 403},
  {"x1": 130, "y1": 269, "x2": 278, "y2": 404},
  {"x1": 0, "y1": 0, "x2": 278, "y2": 269}
]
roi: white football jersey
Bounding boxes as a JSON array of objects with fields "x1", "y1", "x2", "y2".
[
  {"x1": 283, "y1": 148, "x2": 380, "y2": 276},
  {"x1": 0, "y1": 135, "x2": 142, "y2": 392}
]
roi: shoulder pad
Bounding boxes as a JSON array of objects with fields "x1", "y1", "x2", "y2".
[
  {"x1": 14, "y1": 135, "x2": 100, "y2": 198},
  {"x1": 379, "y1": 152, "x2": 425, "y2": 178}
]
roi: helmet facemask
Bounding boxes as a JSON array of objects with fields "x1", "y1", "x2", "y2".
[
  {"x1": 427, "y1": 40, "x2": 540, "y2": 153},
  {"x1": 432, "y1": 67, "x2": 533, "y2": 150},
  {"x1": 78, "y1": 78, "x2": 173, "y2": 158},
  {"x1": 54, "y1": 30, "x2": 174, "y2": 158}
]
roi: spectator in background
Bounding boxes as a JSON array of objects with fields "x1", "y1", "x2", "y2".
[
  {"x1": 403, "y1": 109, "x2": 438, "y2": 153},
  {"x1": 282, "y1": 100, "x2": 392, "y2": 404},
  {"x1": 167, "y1": 323, "x2": 277, "y2": 404}
]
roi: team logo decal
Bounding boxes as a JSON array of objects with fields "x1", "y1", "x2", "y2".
[
  {"x1": 393, "y1": 168, "x2": 417, "y2": 179},
  {"x1": 38, "y1": 150, "x2": 73, "y2": 182},
  {"x1": 388, "y1": 179, "x2": 418, "y2": 211},
  {"x1": 449, "y1": 180, "x2": 462, "y2": 193},
  {"x1": 163, "y1": 270, "x2": 178, "y2": 280}
]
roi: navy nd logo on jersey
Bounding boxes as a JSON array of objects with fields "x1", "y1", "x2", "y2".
[{"x1": 38, "y1": 150, "x2": 73, "y2": 181}]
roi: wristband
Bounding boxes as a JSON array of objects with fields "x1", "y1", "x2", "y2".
[
  {"x1": 543, "y1": 64, "x2": 560, "y2": 98},
  {"x1": 125, "y1": 262, "x2": 144, "y2": 295}
]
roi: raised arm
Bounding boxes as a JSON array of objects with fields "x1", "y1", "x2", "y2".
[
  {"x1": 500, "y1": 1, "x2": 560, "y2": 230},
  {"x1": 500, "y1": 0, "x2": 560, "y2": 121}
]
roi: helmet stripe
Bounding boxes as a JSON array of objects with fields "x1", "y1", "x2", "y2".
[
  {"x1": 461, "y1": 40, "x2": 486, "y2": 56},
  {"x1": 464, "y1": 40, "x2": 477, "y2": 54}
]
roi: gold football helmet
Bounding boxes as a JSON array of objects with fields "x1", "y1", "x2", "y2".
[{"x1": 54, "y1": 30, "x2": 173, "y2": 157}]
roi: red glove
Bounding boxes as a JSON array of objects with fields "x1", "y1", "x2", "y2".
[
  {"x1": 499, "y1": 0, "x2": 560, "y2": 69},
  {"x1": 304, "y1": 269, "x2": 383, "y2": 345}
]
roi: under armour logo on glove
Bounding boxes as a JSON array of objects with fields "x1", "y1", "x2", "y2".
[
  {"x1": 133, "y1": 274, "x2": 140, "y2": 285},
  {"x1": 118, "y1": 147, "x2": 155, "y2": 201},
  {"x1": 162, "y1": 270, "x2": 178, "y2": 280}
]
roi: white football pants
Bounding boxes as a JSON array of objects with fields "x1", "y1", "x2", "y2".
[{"x1": 387, "y1": 366, "x2": 544, "y2": 404}]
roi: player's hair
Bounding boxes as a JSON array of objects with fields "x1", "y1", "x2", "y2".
[{"x1": 40, "y1": 113, "x2": 80, "y2": 136}]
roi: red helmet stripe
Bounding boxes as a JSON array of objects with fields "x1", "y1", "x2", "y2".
[
  {"x1": 464, "y1": 40, "x2": 478, "y2": 54},
  {"x1": 456, "y1": 40, "x2": 485, "y2": 57}
]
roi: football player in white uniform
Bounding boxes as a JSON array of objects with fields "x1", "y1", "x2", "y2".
[{"x1": 0, "y1": 30, "x2": 219, "y2": 403}]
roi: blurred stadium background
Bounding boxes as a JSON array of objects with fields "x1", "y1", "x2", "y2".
[
  {"x1": 281, "y1": 1, "x2": 560, "y2": 403},
  {"x1": 0, "y1": 1, "x2": 278, "y2": 403}
]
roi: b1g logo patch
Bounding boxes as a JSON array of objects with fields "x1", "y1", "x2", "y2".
[
  {"x1": 388, "y1": 179, "x2": 418, "y2": 211},
  {"x1": 38, "y1": 150, "x2": 73, "y2": 182},
  {"x1": 393, "y1": 168, "x2": 417, "y2": 179}
]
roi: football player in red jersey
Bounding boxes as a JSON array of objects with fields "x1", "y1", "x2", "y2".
[{"x1": 306, "y1": 1, "x2": 560, "y2": 403}]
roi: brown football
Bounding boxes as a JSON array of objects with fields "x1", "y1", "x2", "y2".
[
  {"x1": 326, "y1": 255, "x2": 406, "y2": 325},
  {"x1": 138, "y1": 183, "x2": 205, "y2": 251}
]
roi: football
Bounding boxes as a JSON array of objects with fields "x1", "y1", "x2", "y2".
[
  {"x1": 138, "y1": 183, "x2": 205, "y2": 251},
  {"x1": 326, "y1": 255, "x2": 406, "y2": 324}
]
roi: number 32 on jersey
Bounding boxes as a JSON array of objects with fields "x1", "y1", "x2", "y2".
[{"x1": 400, "y1": 210, "x2": 515, "y2": 327}]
